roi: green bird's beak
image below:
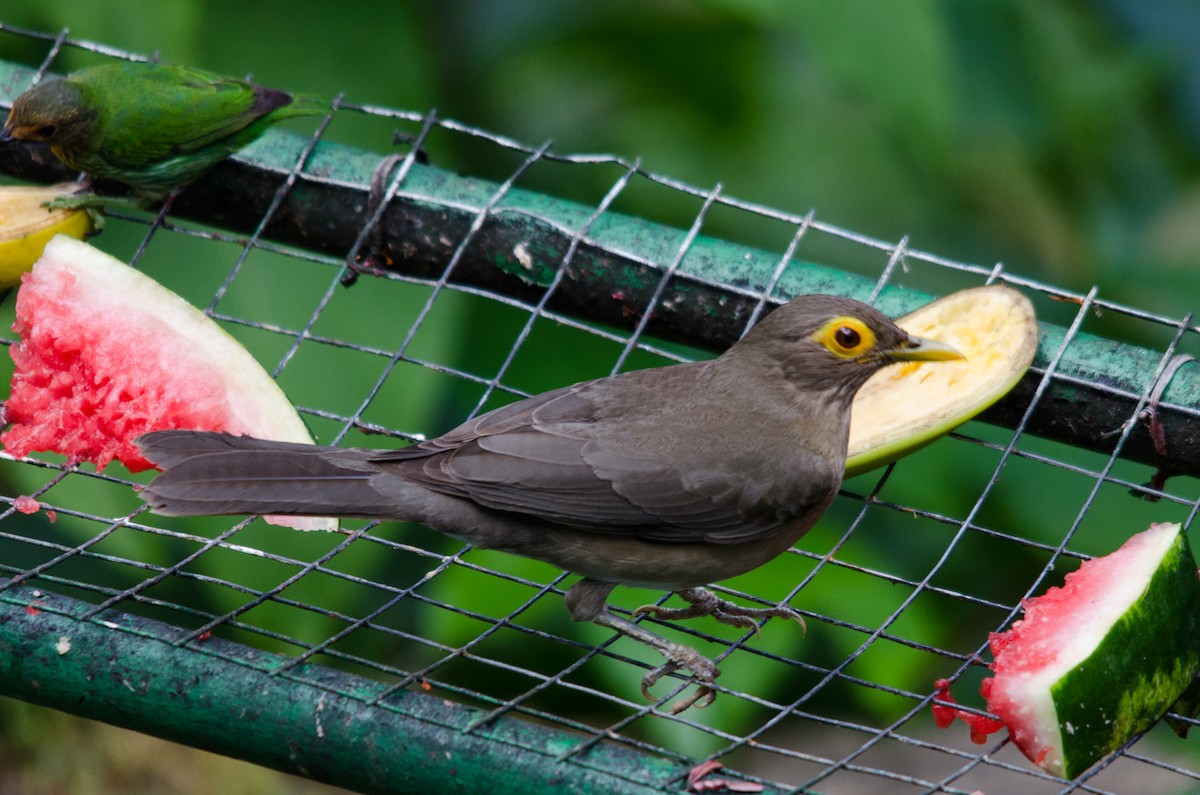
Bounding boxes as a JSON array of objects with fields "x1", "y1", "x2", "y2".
[{"x1": 886, "y1": 334, "x2": 965, "y2": 363}]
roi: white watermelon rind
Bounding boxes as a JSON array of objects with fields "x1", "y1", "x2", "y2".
[{"x1": 987, "y1": 522, "x2": 1200, "y2": 779}]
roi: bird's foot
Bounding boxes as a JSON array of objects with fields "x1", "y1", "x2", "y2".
[
  {"x1": 640, "y1": 642, "x2": 720, "y2": 713},
  {"x1": 44, "y1": 193, "x2": 106, "y2": 211},
  {"x1": 44, "y1": 191, "x2": 153, "y2": 233},
  {"x1": 565, "y1": 578, "x2": 727, "y2": 713},
  {"x1": 40, "y1": 195, "x2": 107, "y2": 233},
  {"x1": 635, "y1": 587, "x2": 806, "y2": 635}
]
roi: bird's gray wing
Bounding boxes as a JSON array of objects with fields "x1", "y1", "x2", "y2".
[{"x1": 373, "y1": 381, "x2": 823, "y2": 545}]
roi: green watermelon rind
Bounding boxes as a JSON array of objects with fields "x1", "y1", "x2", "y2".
[
  {"x1": 1050, "y1": 525, "x2": 1200, "y2": 779},
  {"x1": 988, "y1": 523, "x2": 1200, "y2": 779}
]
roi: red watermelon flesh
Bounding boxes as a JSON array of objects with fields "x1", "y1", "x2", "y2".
[
  {"x1": 932, "y1": 678, "x2": 1003, "y2": 743},
  {"x1": 5, "y1": 267, "x2": 229, "y2": 472},
  {"x1": 1, "y1": 236, "x2": 334, "y2": 531},
  {"x1": 935, "y1": 522, "x2": 1200, "y2": 779}
]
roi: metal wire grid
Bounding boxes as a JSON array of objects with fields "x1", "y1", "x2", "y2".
[{"x1": 3, "y1": 23, "x2": 1200, "y2": 795}]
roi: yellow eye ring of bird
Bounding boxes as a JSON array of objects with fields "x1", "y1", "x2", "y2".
[{"x1": 811, "y1": 315, "x2": 877, "y2": 358}]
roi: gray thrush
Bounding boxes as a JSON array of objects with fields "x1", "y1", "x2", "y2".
[{"x1": 137, "y1": 294, "x2": 962, "y2": 711}]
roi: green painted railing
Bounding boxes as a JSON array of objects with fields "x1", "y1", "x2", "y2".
[{"x1": 0, "y1": 581, "x2": 690, "y2": 795}]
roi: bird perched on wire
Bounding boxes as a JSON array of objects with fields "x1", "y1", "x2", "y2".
[
  {"x1": 137, "y1": 294, "x2": 962, "y2": 712},
  {"x1": 0, "y1": 61, "x2": 327, "y2": 210}
]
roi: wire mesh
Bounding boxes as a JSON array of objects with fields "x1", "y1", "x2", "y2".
[{"x1": 3, "y1": 23, "x2": 1200, "y2": 795}]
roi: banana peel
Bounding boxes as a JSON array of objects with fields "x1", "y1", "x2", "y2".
[
  {"x1": 0, "y1": 183, "x2": 96, "y2": 288},
  {"x1": 846, "y1": 285, "x2": 1038, "y2": 476}
]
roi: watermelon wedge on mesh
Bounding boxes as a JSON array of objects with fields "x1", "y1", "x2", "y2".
[
  {"x1": 935, "y1": 522, "x2": 1200, "y2": 779},
  {"x1": 1, "y1": 235, "x2": 334, "y2": 531}
]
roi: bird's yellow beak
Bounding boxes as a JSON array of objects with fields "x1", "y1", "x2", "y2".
[{"x1": 886, "y1": 334, "x2": 965, "y2": 363}]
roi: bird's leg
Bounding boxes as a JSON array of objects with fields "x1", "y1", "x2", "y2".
[
  {"x1": 592, "y1": 608, "x2": 720, "y2": 713},
  {"x1": 564, "y1": 578, "x2": 719, "y2": 713},
  {"x1": 44, "y1": 190, "x2": 152, "y2": 234},
  {"x1": 45, "y1": 193, "x2": 140, "y2": 212},
  {"x1": 635, "y1": 587, "x2": 806, "y2": 635},
  {"x1": 36, "y1": 183, "x2": 103, "y2": 233}
]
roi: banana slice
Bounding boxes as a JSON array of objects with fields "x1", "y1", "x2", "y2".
[
  {"x1": 846, "y1": 285, "x2": 1037, "y2": 476},
  {"x1": 0, "y1": 183, "x2": 96, "y2": 288}
]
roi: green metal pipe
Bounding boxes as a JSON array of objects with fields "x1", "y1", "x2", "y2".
[{"x1": 0, "y1": 581, "x2": 700, "y2": 794}]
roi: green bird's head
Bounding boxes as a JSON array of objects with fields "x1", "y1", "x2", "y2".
[{"x1": 1, "y1": 78, "x2": 96, "y2": 155}]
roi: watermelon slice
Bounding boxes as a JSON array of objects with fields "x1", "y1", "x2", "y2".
[
  {"x1": 935, "y1": 522, "x2": 1200, "y2": 779},
  {"x1": 1, "y1": 235, "x2": 334, "y2": 531}
]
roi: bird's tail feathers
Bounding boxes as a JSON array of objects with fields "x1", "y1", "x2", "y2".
[
  {"x1": 137, "y1": 430, "x2": 406, "y2": 519},
  {"x1": 136, "y1": 429, "x2": 324, "y2": 467}
]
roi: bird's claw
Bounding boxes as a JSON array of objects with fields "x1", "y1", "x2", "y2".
[
  {"x1": 43, "y1": 196, "x2": 79, "y2": 210},
  {"x1": 569, "y1": 581, "x2": 804, "y2": 714},
  {"x1": 40, "y1": 196, "x2": 107, "y2": 234},
  {"x1": 635, "y1": 587, "x2": 806, "y2": 636},
  {"x1": 771, "y1": 607, "x2": 807, "y2": 635},
  {"x1": 641, "y1": 650, "x2": 720, "y2": 713},
  {"x1": 669, "y1": 684, "x2": 716, "y2": 714},
  {"x1": 84, "y1": 206, "x2": 106, "y2": 234},
  {"x1": 635, "y1": 601, "x2": 762, "y2": 634}
]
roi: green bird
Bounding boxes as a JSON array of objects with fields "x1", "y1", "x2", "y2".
[{"x1": 0, "y1": 61, "x2": 327, "y2": 208}]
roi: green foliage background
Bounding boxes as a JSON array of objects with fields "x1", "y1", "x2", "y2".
[{"x1": 2, "y1": 1, "x2": 1200, "y2": 791}]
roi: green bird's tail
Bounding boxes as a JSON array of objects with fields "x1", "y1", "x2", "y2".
[{"x1": 272, "y1": 92, "x2": 330, "y2": 120}]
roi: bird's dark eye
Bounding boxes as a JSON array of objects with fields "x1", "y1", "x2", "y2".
[
  {"x1": 36, "y1": 124, "x2": 57, "y2": 138},
  {"x1": 812, "y1": 315, "x2": 876, "y2": 358},
  {"x1": 834, "y1": 326, "x2": 861, "y2": 350}
]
